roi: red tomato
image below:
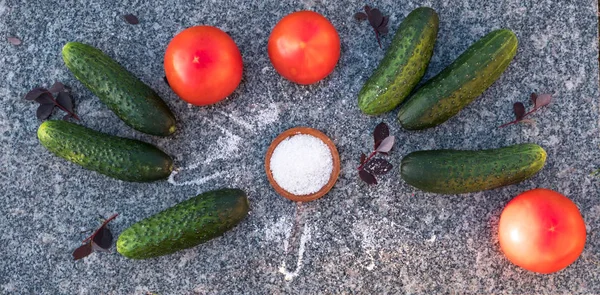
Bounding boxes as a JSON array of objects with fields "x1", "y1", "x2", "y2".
[
  {"x1": 498, "y1": 188, "x2": 586, "y2": 274},
  {"x1": 164, "y1": 26, "x2": 243, "y2": 106},
  {"x1": 268, "y1": 11, "x2": 340, "y2": 85}
]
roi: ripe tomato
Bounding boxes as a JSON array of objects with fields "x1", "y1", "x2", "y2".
[
  {"x1": 268, "y1": 11, "x2": 340, "y2": 85},
  {"x1": 498, "y1": 188, "x2": 586, "y2": 274},
  {"x1": 164, "y1": 26, "x2": 243, "y2": 106}
]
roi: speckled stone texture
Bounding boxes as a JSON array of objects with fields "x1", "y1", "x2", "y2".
[{"x1": 1, "y1": 0, "x2": 599, "y2": 294}]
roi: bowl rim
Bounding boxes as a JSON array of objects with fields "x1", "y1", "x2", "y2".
[{"x1": 264, "y1": 126, "x2": 341, "y2": 202}]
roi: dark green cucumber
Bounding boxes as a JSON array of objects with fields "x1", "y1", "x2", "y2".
[
  {"x1": 117, "y1": 189, "x2": 250, "y2": 259},
  {"x1": 38, "y1": 120, "x2": 173, "y2": 182},
  {"x1": 62, "y1": 42, "x2": 176, "y2": 136},
  {"x1": 400, "y1": 143, "x2": 546, "y2": 194},
  {"x1": 398, "y1": 29, "x2": 518, "y2": 130},
  {"x1": 358, "y1": 7, "x2": 439, "y2": 115}
]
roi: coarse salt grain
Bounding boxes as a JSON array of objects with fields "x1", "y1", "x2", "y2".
[{"x1": 269, "y1": 134, "x2": 333, "y2": 195}]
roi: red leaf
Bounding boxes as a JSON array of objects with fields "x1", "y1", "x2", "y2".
[
  {"x1": 92, "y1": 226, "x2": 113, "y2": 250},
  {"x1": 35, "y1": 93, "x2": 54, "y2": 105},
  {"x1": 373, "y1": 122, "x2": 389, "y2": 149},
  {"x1": 530, "y1": 93, "x2": 538, "y2": 105},
  {"x1": 36, "y1": 104, "x2": 54, "y2": 120},
  {"x1": 7, "y1": 36, "x2": 21, "y2": 46},
  {"x1": 81, "y1": 214, "x2": 118, "y2": 245},
  {"x1": 360, "y1": 153, "x2": 367, "y2": 165},
  {"x1": 73, "y1": 243, "x2": 93, "y2": 260},
  {"x1": 354, "y1": 12, "x2": 367, "y2": 21},
  {"x1": 123, "y1": 14, "x2": 139, "y2": 25},
  {"x1": 364, "y1": 158, "x2": 393, "y2": 175},
  {"x1": 359, "y1": 169, "x2": 377, "y2": 185},
  {"x1": 533, "y1": 93, "x2": 552, "y2": 109},
  {"x1": 48, "y1": 82, "x2": 65, "y2": 93},
  {"x1": 376, "y1": 136, "x2": 395, "y2": 153},
  {"x1": 56, "y1": 91, "x2": 74, "y2": 113},
  {"x1": 381, "y1": 16, "x2": 389, "y2": 28},
  {"x1": 24, "y1": 87, "x2": 47, "y2": 101},
  {"x1": 368, "y1": 8, "x2": 384, "y2": 28},
  {"x1": 513, "y1": 102, "x2": 525, "y2": 120}
]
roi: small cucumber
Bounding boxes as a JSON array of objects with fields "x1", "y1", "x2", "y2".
[
  {"x1": 400, "y1": 143, "x2": 546, "y2": 194},
  {"x1": 398, "y1": 29, "x2": 518, "y2": 130},
  {"x1": 62, "y1": 42, "x2": 176, "y2": 136},
  {"x1": 38, "y1": 120, "x2": 173, "y2": 182},
  {"x1": 358, "y1": 7, "x2": 439, "y2": 115},
  {"x1": 117, "y1": 189, "x2": 250, "y2": 259}
]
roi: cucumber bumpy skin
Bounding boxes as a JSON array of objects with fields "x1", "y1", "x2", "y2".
[
  {"x1": 62, "y1": 42, "x2": 176, "y2": 136},
  {"x1": 400, "y1": 143, "x2": 546, "y2": 194},
  {"x1": 398, "y1": 29, "x2": 518, "y2": 130},
  {"x1": 38, "y1": 120, "x2": 173, "y2": 182},
  {"x1": 358, "y1": 7, "x2": 439, "y2": 115},
  {"x1": 117, "y1": 189, "x2": 250, "y2": 259}
]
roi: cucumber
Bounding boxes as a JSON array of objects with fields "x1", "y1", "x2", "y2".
[
  {"x1": 398, "y1": 29, "x2": 518, "y2": 130},
  {"x1": 400, "y1": 143, "x2": 546, "y2": 194},
  {"x1": 62, "y1": 42, "x2": 176, "y2": 136},
  {"x1": 117, "y1": 189, "x2": 250, "y2": 259},
  {"x1": 358, "y1": 7, "x2": 439, "y2": 115},
  {"x1": 38, "y1": 120, "x2": 173, "y2": 182}
]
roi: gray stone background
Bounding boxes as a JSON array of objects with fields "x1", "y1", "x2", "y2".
[{"x1": 1, "y1": 0, "x2": 599, "y2": 294}]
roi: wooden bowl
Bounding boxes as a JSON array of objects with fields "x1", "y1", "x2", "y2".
[{"x1": 265, "y1": 127, "x2": 341, "y2": 202}]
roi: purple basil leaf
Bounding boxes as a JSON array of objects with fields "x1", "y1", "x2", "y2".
[
  {"x1": 376, "y1": 136, "x2": 395, "y2": 153},
  {"x1": 73, "y1": 242, "x2": 93, "y2": 260},
  {"x1": 364, "y1": 158, "x2": 393, "y2": 175},
  {"x1": 530, "y1": 93, "x2": 538, "y2": 105},
  {"x1": 123, "y1": 14, "x2": 139, "y2": 25},
  {"x1": 520, "y1": 118, "x2": 535, "y2": 125},
  {"x1": 381, "y1": 16, "x2": 389, "y2": 28},
  {"x1": 513, "y1": 102, "x2": 525, "y2": 121},
  {"x1": 360, "y1": 153, "x2": 367, "y2": 165},
  {"x1": 56, "y1": 91, "x2": 74, "y2": 113},
  {"x1": 368, "y1": 8, "x2": 384, "y2": 29},
  {"x1": 359, "y1": 169, "x2": 377, "y2": 185},
  {"x1": 92, "y1": 226, "x2": 113, "y2": 250},
  {"x1": 354, "y1": 12, "x2": 367, "y2": 21},
  {"x1": 48, "y1": 82, "x2": 65, "y2": 93},
  {"x1": 35, "y1": 93, "x2": 55, "y2": 105},
  {"x1": 24, "y1": 87, "x2": 47, "y2": 101},
  {"x1": 378, "y1": 25, "x2": 389, "y2": 34},
  {"x1": 373, "y1": 122, "x2": 390, "y2": 149},
  {"x1": 534, "y1": 93, "x2": 552, "y2": 109},
  {"x1": 91, "y1": 242, "x2": 111, "y2": 253},
  {"x1": 36, "y1": 104, "x2": 55, "y2": 120},
  {"x1": 7, "y1": 36, "x2": 21, "y2": 46},
  {"x1": 364, "y1": 5, "x2": 371, "y2": 13}
]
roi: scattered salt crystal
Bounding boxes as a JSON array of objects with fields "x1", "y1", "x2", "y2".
[{"x1": 270, "y1": 134, "x2": 333, "y2": 195}]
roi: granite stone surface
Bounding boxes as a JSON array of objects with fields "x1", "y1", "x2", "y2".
[{"x1": 1, "y1": 0, "x2": 599, "y2": 294}]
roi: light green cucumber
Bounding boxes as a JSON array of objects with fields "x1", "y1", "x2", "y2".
[
  {"x1": 400, "y1": 143, "x2": 546, "y2": 194},
  {"x1": 117, "y1": 189, "x2": 250, "y2": 259},
  {"x1": 398, "y1": 29, "x2": 518, "y2": 130},
  {"x1": 358, "y1": 7, "x2": 439, "y2": 115},
  {"x1": 38, "y1": 120, "x2": 173, "y2": 182},
  {"x1": 62, "y1": 42, "x2": 176, "y2": 136}
]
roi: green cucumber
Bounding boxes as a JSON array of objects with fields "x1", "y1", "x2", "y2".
[
  {"x1": 400, "y1": 143, "x2": 546, "y2": 194},
  {"x1": 117, "y1": 189, "x2": 250, "y2": 259},
  {"x1": 398, "y1": 29, "x2": 518, "y2": 130},
  {"x1": 62, "y1": 42, "x2": 176, "y2": 136},
  {"x1": 38, "y1": 120, "x2": 173, "y2": 182},
  {"x1": 358, "y1": 7, "x2": 439, "y2": 115}
]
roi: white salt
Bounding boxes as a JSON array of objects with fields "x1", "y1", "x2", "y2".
[{"x1": 270, "y1": 134, "x2": 333, "y2": 195}]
